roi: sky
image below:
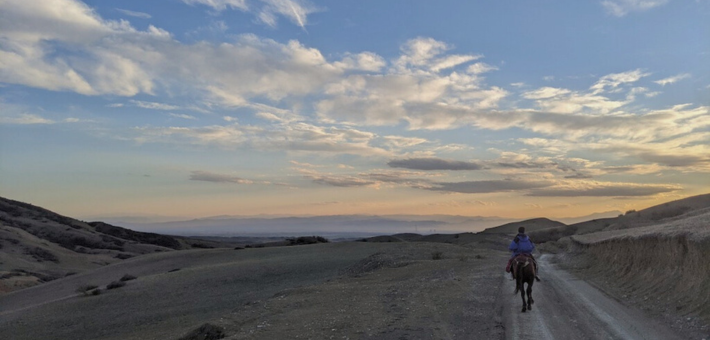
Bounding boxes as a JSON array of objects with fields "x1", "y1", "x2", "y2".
[{"x1": 0, "y1": 0, "x2": 709, "y2": 222}]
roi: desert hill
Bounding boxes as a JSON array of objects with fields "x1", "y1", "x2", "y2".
[
  {"x1": 0, "y1": 197, "x2": 224, "y2": 293},
  {"x1": 555, "y1": 193, "x2": 710, "y2": 237},
  {"x1": 480, "y1": 217, "x2": 566, "y2": 234}
]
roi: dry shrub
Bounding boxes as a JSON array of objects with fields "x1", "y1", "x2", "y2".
[
  {"x1": 119, "y1": 274, "x2": 137, "y2": 282},
  {"x1": 106, "y1": 281, "x2": 126, "y2": 290},
  {"x1": 178, "y1": 323, "x2": 225, "y2": 340},
  {"x1": 76, "y1": 285, "x2": 99, "y2": 296}
]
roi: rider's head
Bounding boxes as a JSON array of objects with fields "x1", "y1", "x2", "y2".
[{"x1": 518, "y1": 226, "x2": 525, "y2": 234}]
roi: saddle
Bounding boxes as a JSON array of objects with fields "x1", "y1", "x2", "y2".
[{"x1": 511, "y1": 254, "x2": 539, "y2": 281}]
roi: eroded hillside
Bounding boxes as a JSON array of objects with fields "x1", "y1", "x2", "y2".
[{"x1": 0, "y1": 197, "x2": 221, "y2": 293}]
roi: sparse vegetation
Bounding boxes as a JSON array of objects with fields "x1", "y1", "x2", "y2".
[
  {"x1": 25, "y1": 246, "x2": 59, "y2": 263},
  {"x1": 77, "y1": 285, "x2": 99, "y2": 296},
  {"x1": 0, "y1": 272, "x2": 22, "y2": 279},
  {"x1": 119, "y1": 274, "x2": 137, "y2": 282},
  {"x1": 191, "y1": 243, "x2": 214, "y2": 249},
  {"x1": 178, "y1": 323, "x2": 226, "y2": 340},
  {"x1": 106, "y1": 281, "x2": 126, "y2": 290},
  {"x1": 91, "y1": 222, "x2": 183, "y2": 250},
  {"x1": 286, "y1": 236, "x2": 329, "y2": 245},
  {"x1": 431, "y1": 251, "x2": 443, "y2": 260}
]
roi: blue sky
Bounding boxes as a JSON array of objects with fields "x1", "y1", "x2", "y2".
[{"x1": 0, "y1": 0, "x2": 708, "y2": 221}]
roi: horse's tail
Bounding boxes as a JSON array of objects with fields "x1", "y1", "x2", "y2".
[{"x1": 514, "y1": 262, "x2": 522, "y2": 294}]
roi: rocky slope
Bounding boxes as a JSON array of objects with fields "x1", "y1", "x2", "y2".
[
  {"x1": 0, "y1": 197, "x2": 222, "y2": 293},
  {"x1": 545, "y1": 195, "x2": 710, "y2": 335}
]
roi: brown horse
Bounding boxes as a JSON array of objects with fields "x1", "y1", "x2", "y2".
[{"x1": 513, "y1": 254, "x2": 535, "y2": 312}]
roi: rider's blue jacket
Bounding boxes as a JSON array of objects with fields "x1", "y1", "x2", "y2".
[{"x1": 509, "y1": 233, "x2": 535, "y2": 255}]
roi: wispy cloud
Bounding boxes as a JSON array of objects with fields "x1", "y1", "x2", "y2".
[
  {"x1": 182, "y1": 0, "x2": 317, "y2": 30},
  {"x1": 133, "y1": 121, "x2": 392, "y2": 156},
  {"x1": 182, "y1": 0, "x2": 248, "y2": 11},
  {"x1": 528, "y1": 181, "x2": 680, "y2": 197},
  {"x1": 590, "y1": 69, "x2": 650, "y2": 94},
  {"x1": 601, "y1": 0, "x2": 669, "y2": 17},
  {"x1": 189, "y1": 170, "x2": 253, "y2": 184},
  {"x1": 131, "y1": 100, "x2": 181, "y2": 111},
  {"x1": 0, "y1": 113, "x2": 54, "y2": 125},
  {"x1": 426, "y1": 179, "x2": 554, "y2": 194},
  {"x1": 654, "y1": 73, "x2": 691, "y2": 86},
  {"x1": 116, "y1": 8, "x2": 152, "y2": 19},
  {"x1": 168, "y1": 113, "x2": 197, "y2": 120},
  {"x1": 388, "y1": 158, "x2": 484, "y2": 171}
]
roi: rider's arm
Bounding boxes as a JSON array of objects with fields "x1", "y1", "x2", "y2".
[{"x1": 509, "y1": 239, "x2": 518, "y2": 252}]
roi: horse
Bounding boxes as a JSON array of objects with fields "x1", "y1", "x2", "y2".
[{"x1": 512, "y1": 254, "x2": 535, "y2": 313}]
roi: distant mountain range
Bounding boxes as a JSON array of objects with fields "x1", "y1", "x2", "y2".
[{"x1": 106, "y1": 211, "x2": 623, "y2": 238}]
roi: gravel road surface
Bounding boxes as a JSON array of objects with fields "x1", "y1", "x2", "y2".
[{"x1": 502, "y1": 254, "x2": 687, "y2": 340}]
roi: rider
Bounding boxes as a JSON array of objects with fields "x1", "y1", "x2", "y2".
[{"x1": 506, "y1": 226, "x2": 540, "y2": 280}]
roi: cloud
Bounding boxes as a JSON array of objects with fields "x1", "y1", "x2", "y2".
[
  {"x1": 528, "y1": 181, "x2": 680, "y2": 197},
  {"x1": 0, "y1": 0, "x2": 162, "y2": 96},
  {"x1": 133, "y1": 121, "x2": 392, "y2": 156},
  {"x1": 168, "y1": 113, "x2": 197, "y2": 120},
  {"x1": 388, "y1": 158, "x2": 484, "y2": 171},
  {"x1": 0, "y1": 113, "x2": 55, "y2": 125},
  {"x1": 0, "y1": 1, "x2": 339, "y2": 103},
  {"x1": 522, "y1": 87, "x2": 571, "y2": 100},
  {"x1": 381, "y1": 136, "x2": 429, "y2": 149},
  {"x1": 257, "y1": 0, "x2": 318, "y2": 30},
  {"x1": 182, "y1": 0, "x2": 317, "y2": 30},
  {"x1": 116, "y1": 8, "x2": 152, "y2": 19},
  {"x1": 425, "y1": 179, "x2": 553, "y2": 194},
  {"x1": 304, "y1": 172, "x2": 376, "y2": 187},
  {"x1": 466, "y1": 62, "x2": 498, "y2": 75},
  {"x1": 601, "y1": 0, "x2": 669, "y2": 16},
  {"x1": 654, "y1": 73, "x2": 691, "y2": 86},
  {"x1": 590, "y1": 69, "x2": 650, "y2": 94},
  {"x1": 182, "y1": 0, "x2": 248, "y2": 11},
  {"x1": 131, "y1": 100, "x2": 181, "y2": 110},
  {"x1": 318, "y1": 39, "x2": 508, "y2": 129},
  {"x1": 1, "y1": 4, "x2": 508, "y2": 131},
  {"x1": 189, "y1": 170, "x2": 253, "y2": 184}
]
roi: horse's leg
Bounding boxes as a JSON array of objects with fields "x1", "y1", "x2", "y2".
[
  {"x1": 527, "y1": 279, "x2": 534, "y2": 310},
  {"x1": 520, "y1": 281, "x2": 527, "y2": 313}
]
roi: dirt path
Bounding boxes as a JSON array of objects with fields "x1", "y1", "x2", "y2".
[{"x1": 502, "y1": 255, "x2": 686, "y2": 340}]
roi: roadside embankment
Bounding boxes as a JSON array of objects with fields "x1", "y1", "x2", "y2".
[{"x1": 551, "y1": 209, "x2": 710, "y2": 337}]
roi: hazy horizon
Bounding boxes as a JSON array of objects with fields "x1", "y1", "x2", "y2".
[{"x1": 1, "y1": 1, "x2": 708, "y2": 221}]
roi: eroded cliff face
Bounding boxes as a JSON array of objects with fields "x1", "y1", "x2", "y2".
[{"x1": 554, "y1": 233, "x2": 710, "y2": 336}]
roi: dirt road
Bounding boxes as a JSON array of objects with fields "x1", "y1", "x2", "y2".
[{"x1": 502, "y1": 255, "x2": 687, "y2": 340}]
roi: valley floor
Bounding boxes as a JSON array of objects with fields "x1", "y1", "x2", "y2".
[{"x1": 1, "y1": 241, "x2": 706, "y2": 340}]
